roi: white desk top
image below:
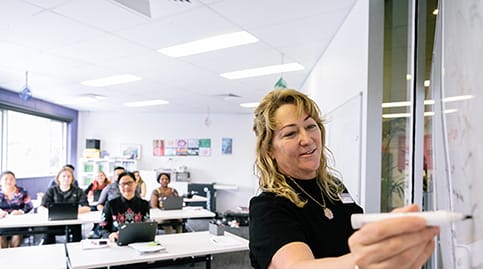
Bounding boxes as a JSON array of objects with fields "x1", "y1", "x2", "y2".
[
  {"x1": 184, "y1": 194, "x2": 208, "y2": 203},
  {"x1": 0, "y1": 207, "x2": 213, "y2": 229},
  {"x1": 0, "y1": 243, "x2": 66, "y2": 269},
  {"x1": 0, "y1": 211, "x2": 101, "y2": 229},
  {"x1": 149, "y1": 207, "x2": 215, "y2": 220},
  {"x1": 67, "y1": 231, "x2": 249, "y2": 269}
]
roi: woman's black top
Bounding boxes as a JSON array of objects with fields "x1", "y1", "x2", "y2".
[
  {"x1": 249, "y1": 178, "x2": 363, "y2": 269},
  {"x1": 98, "y1": 196, "x2": 150, "y2": 238},
  {"x1": 41, "y1": 185, "x2": 89, "y2": 207}
]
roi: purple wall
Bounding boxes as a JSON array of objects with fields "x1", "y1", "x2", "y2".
[{"x1": 0, "y1": 87, "x2": 79, "y2": 195}]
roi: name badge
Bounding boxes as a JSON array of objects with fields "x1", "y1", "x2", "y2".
[{"x1": 338, "y1": 192, "x2": 354, "y2": 204}]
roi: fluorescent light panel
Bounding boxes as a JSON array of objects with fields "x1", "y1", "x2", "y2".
[
  {"x1": 123, "y1": 99, "x2": 169, "y2": 107},
  {"x1": 158, "y1": 31, "x2": 258, "y2": 57},
  {"x1": 221, "y1": 63, "x2": 304, "y2": 79},
  {"x1": 382, "y1": 109, "x2": 459, "y2": 118},
  {"x1": 56, "y1": 96, "x2": 102, "y2": 105},
  {"x1": 81, "y1": 74, "x2": 141, "y2": 87},
  {"x1": 240, "y1": 102, "x2": 259, "y2": 108},
  {"x1": 443, "y1": 95, "x2": 474, "y2": 102},
  {"x1": 382, "y1": 95, "x2": 474, "y2": 108}
]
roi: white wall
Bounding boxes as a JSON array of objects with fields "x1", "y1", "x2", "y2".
[
  {"x1": 301, "y1": 0, "x2": 371, "y2": 209},
  {"x1": 77, "y1": 111, "x2": 258, "y2": 213},
  {"x1": 76, "y1": 0, "x2": 374, "y2": 214}
]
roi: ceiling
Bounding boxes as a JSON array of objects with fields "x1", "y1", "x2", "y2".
[{"x1": 0, "y1": 0, "x2": 356, "y2": 114}]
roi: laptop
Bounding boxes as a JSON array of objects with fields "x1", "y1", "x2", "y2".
[
  {"x1": 117, "y1": 222, "x2": 157, "y2": 246},
  {"x1": 162, "y1": 196, "x2": 184, "y2": 210},
  {"x1": 48, "y1": 203, "x2": 78, "y2": 221}
]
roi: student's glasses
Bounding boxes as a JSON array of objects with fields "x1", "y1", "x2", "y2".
[{"x1": 119, "y1": 181, "x2": 135, "y2": 187}]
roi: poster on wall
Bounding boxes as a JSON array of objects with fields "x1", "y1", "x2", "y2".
[
  {"x1": 187, "y1": 138, "x2": 199, "y2": 156},
  {"x1": 120, "y1": 144, "x2": 141, "y2": 160},
  {"x1": 198, "y1": 138, "x2": 211, "y2": 156},
  {"x1": 176, "y1": 139, "x2": 188, "y2": 156},
  {"x1": 153, "y1": 138, "x2": 211, "y2": 157},
  {"x1": 153, "y1": 139, "x2": 164, "y2": 156},
  {"x1": 165, "y1": 139, "x2": 177, "y2": 156},
  {"x1": 221, "y1": 137, "x2": 232, "y2": 155}
]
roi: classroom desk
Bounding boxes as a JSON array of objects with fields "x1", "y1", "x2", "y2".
[
  {"x1": 0, "y1": 207, "x2": 213, "y2": 230},
  {"x1": 184, "y1": 194, "x2": 208, "y2": 203},
  {"x1": 149, "y1": 206, "x2": 215, "y2": 220},
  {"x1": 0, "y1": 211, "x2": 101, "y2": 242},
  {"x1": 0, "y1": 211, "x2": 100, "y2": 229},
  {"x1": 0, "y1": 207, "x2": 214, "y2": 240},
  {"x1": 0, "y1": 243, "x2": 67, "y2": 268},
  {"x1": 66, "y1": 231, "x2": 249, "y2": 269}
]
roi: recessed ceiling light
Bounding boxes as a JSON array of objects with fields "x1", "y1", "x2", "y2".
[
  {"x1": 158, "y1": 31, "x2": 258, "y2": 57},
  {"x1": 81, "y1": 74, "x2": 141, "y2": 87},
  {"x1": 240, "y1": 102, "x2": 259, "y2": 108},
  {"x1": 443, "y1": 95, "x2": 473, "y2": 102},
  {"x1": 221, "y1": 63, "x2": 304, "y2": 80},
  {"x1": 381, "y1": 101, "x2": 410, "y2": 108},
  {"x1": 55, "y1": 95, "x2": 105, "y2": 105},
  {"x1": 382, "y1": 95, "x2": 473, "y2": 108},
  {"x1": 382, "y1": 109, "x2": 459, "y2": 118},
  {"x1": 123, "y1": 99, "x2": 169, "y2": 107}
]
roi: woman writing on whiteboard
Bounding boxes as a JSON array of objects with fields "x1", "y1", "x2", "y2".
[{"x1": 249, "y1": 88, "x2": 439, "y2": 269}]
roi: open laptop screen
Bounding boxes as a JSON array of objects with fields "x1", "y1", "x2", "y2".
[
  {"x1": 48, "y1": 203, "x2": 78, "y2": 221},
  {"x1": 162, "y1": 196, "x2": 183, "y2": 210},
  {"x1": 117, "y1": 222, "x2": 157, "y2": 246}
]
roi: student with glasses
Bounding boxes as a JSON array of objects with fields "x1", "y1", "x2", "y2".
[{"x1": 98, "y1": 172, "x2": 150, "y2": 242}]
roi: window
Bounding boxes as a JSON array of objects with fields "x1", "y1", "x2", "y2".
[{"x1": 3, "y1": 110, "x2": 67, "y2": 177}]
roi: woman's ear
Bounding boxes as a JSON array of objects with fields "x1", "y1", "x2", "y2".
[{"x1": 267, "y1": 149, "x2": 275, "y2": 160}]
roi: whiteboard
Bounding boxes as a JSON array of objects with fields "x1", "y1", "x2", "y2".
[
  {"x1": 325, "y1": 92, "x2": 362, "y2": 204},
  {"x1": 433, "y1": 1, "x2": 483, "y2": 268}
]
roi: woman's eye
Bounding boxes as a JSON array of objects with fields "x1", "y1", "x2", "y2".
[
  {"x1": 307, "y1": 124, "x2": 317, "y2": 130},
  {"x1": 283, "y1": 131, "x2": 296, "y2": 137}
]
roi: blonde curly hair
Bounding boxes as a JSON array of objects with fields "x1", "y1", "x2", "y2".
[{"x1": 253, "y1": 88, "x2": 342, "y2": 207}]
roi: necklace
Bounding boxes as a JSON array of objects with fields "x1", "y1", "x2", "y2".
[{"x1": 287, "y1": 176, "x2": 334, "y2": 220}]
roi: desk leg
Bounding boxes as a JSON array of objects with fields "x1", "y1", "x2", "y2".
[
  {"x1": 65, "y1": 225, "x2": 69, "y2": 243},
  {"x1": 205, "y1": 255, "x2": 212, "y2": 269}
]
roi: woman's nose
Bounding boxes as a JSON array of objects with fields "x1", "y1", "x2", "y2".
[{"x1": 299, "y1": 129, "x2": 311, "y2": 145}]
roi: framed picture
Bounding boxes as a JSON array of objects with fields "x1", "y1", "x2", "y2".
[
  {"x1": 120, "y1": 144, "x2": 141, "y2": 160},
  {"x1": 221, "y1": 137, "x2": 232, "y2": 155}
]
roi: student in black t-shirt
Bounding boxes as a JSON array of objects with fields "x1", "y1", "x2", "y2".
[{"x1": 249, "y1": 89, "x2": 440, "y2": 269}]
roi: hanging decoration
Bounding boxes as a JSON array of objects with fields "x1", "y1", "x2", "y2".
[
  {"x1": 18, "y1": 71, "x2": 33, "y2": 101},
  {"x1": 274, "y1": 53, "x2": 288, "y2": 89}
]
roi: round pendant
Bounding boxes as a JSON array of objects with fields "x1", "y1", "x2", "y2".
[{"x1": 324, "y1": 207, "x2": 334, "y2": 220}]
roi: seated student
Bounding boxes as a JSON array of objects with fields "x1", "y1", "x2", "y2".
[
  {"x1": 150, "y1": 173, "x2": 183, "y2": 234},
  {"x1": 38, "y1": 167, "x2": 90, "y2": 244},
  {"x1": 84, "y1": 171, "x2": 109, "y2": 208},
  {"x1": 0, "y1": 171, "x2": 34, "y2": 248},
  {"x1": 133, "y1": 170, "x2": 147, "y2": 199},
  {"x1": 98, "y1": 172, "x2": 150, "y2": 242},
  {"x1": 84, "y1": 171, "x2": 110, "y2": 238},
  {"x1": 96, "y1": 166, "x2": 125, "y2": 211},
  {"x1": 46, "y1": 164, "x2": 79, "y2": 188}
]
